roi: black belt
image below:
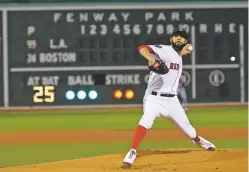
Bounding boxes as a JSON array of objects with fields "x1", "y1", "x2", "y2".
[{"x1": 151, "y1": 91, "x2": 175, "y2": 97}]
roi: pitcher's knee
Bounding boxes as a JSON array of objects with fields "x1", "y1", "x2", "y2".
[{"x1": 138, "y1": 115, "x2": 155, "y2": 129}]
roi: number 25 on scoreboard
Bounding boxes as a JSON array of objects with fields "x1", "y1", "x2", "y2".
[{"x1": 33, "y1": 86, "x2": 55, "y2": 103}]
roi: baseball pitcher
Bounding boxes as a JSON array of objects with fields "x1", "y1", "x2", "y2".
[
  {"x1": 177, "y1": 75, "x2": 188, "y2": 111},
  {"x1": 123, "y1": 28, "x2": 215, "y2": 167}
]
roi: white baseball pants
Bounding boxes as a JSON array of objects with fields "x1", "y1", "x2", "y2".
[{"x1": 140, "y1": 91, "x2": 197, "y2": 139}]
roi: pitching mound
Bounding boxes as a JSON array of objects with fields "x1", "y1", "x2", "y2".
[{"x1": 3, "y1": 149, "x2": 247, "y2": 172}]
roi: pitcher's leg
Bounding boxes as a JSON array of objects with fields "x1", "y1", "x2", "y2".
[
  {"x1": 123, "y1": 95, "x2": 160, "y2": 166},
  {"x1": 169, "y1": 101, "x2": 215, "y2": 150},
  {"x1": 132, "y1": 95, "x2": 160, "y2": 149},
  {"x1": 169, "y1": 105, "x2": 197, "y2": 139}
]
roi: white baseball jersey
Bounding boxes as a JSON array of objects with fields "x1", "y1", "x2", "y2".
[{"x1": 146, "y1": 44, "x2": 182, "y2": 95}]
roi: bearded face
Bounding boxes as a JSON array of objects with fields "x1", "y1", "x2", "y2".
[{"x1": 170, "y1": 32, "x2": 188, "y2": 51}]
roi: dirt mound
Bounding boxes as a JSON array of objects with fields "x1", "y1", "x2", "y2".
[{"x1": 3, "y1": 148, "x2": 247, "y2": 172}]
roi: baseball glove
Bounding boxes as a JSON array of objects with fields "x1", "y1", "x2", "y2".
[{"x1": 148, "y1": 59, "x2": 169, "y2": 75}]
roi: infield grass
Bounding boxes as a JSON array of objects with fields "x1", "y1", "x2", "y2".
[{"x1": 0, "y1": 107, "x2": 247, "y2": 131}]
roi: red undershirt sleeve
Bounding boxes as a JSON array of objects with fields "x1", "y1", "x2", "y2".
[{"x1": 137, "y1": 45, "x2": 156, "y2": 54}]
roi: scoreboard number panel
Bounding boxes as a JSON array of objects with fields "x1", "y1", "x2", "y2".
[
  {"x1": 33, "y1": 86, "x2": 55, "y2": 103},
  {"x1": 9, "y1": 71, "x2": 150, "y2": 106},
  {"x1": 2, "y1": 4, "x2": 248, "y2": 107},
  {"x1": 8, "y1": 8, "x2": 247, "y2": 68}
]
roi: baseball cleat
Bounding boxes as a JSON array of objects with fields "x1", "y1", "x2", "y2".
[
  {"x1": 122, "y1": 149, "x2": 137, "y2": 166},
  {"x1": 193, "y1": 136, "x2": 216, "y2": 151}
]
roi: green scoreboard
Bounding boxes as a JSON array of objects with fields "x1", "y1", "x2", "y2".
[{"x1": 1, "y1": 3, "x2": 248, "y2": 108}]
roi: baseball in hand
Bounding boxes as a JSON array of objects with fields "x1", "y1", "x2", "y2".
[{"x1": 187, "y1": 45, "x2": 193, "y2": 51}]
